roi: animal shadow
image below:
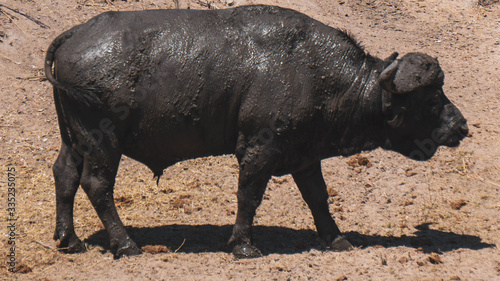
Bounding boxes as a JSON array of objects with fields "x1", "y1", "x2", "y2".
[
  {"x1": 346, "y1": 223, "x2": 495, "y2": 253},
  {"x1": 85, "y1": 223, "x2": 495, "y2": 256},
  {"x1": 85, "y1": 224, "x2": 318, "y2": 255}
]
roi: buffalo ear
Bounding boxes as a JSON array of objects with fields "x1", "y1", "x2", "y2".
[{"x1": 379, "y1": 53, "x2": 444, "y2": 94}]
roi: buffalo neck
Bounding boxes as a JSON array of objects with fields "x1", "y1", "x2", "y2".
[{"x1": 321, "y1": 55, "x2": 388, "y2": 157}]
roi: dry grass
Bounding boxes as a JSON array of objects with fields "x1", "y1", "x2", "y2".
[
  {"x1": 444, "y1": 150, "x2": 475, "y2": 175},
  {"x1": 141, "y1": 245, "x2": 171, "y2": 254},
  {"x1": 115, "y1": 195, "x2": 134, "y2": 208}
]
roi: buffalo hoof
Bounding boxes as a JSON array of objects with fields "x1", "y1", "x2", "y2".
[
  {"x1": 54, "y1": 231, "x2": 86, "y2": 253},
  {"x1": 65, "y1": 239, "x2": 87, "y2": 253},
  {"x1": 232, "y1": 243, "x2": 262, "y2": 259},
  {"x1": 329, "y1": 236, "x2": 354, "y2": 251},
  {"x1": 114, "y1": 243, "x2": 142, "y2": 259},
  {"x1": 317, "y1": 235, "x2": 354, "y2": 251}
]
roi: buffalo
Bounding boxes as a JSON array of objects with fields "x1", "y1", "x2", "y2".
[{"x1": 45, "y1": 5, "x2": 468, "y2": 258}]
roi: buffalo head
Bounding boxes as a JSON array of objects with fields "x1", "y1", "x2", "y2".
[{"x1": 379, "y1": 53, "x2": 469, "y2": 160}]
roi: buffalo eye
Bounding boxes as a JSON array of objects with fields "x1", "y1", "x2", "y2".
[
  {"x1": 425, "y1": 97, "x2": 441, "y2": 107},
  {"x1": 424, "y1": 89, "x2": 443, "y2": 107},
  {"x1": 423, "y1": 90, "x2": 445, "y2": 117}
]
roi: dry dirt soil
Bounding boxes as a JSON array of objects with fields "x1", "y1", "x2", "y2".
[{"x1": 0, "y1": 0, "x2": 499, "y2": 280}]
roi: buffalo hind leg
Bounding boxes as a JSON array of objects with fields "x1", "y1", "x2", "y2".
[
  {"x1": 229, "y1": 145, "x2": 275, "y2": 258},
  {"x1": 53, "y1": 143, "x2": 85, "y2": 253},
  {"x1": 80, "y1": 153, "x2": 141, "y2": 258},
  {"x1": 292, "y1": 162, "x2": 353, "y2": 251}
]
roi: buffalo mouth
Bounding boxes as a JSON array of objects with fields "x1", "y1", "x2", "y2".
[
  {"x1": 436, "y1": 122, "x2": 469, "y2": 148},
  {"x1": 441, "y1": 136, "x2": 462, "y2": 148},
  {"x1": 407, "y1": 123, "x2": 469, "y2": 161}
]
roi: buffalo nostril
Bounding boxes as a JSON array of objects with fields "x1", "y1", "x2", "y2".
[{"x1": 459, "y1": 124, "x2": 469, "y2": 137}]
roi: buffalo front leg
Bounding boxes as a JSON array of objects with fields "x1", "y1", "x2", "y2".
[
  {"x1": 53, "y1": 143, "x2": 85, "y2": 253},
  {"x1": 80, "y1": 153, "x2": 141, "y2": 258},
  {"x1": 229, "y1": 146, "x2": 275, "y2": 258},
  {"x1": 292, "y1": 162, "x2": 353, "y2": 251}
]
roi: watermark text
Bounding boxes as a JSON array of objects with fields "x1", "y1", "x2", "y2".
[{"x1": 6, "y1": 166, "x2": 17, "y2": 272}]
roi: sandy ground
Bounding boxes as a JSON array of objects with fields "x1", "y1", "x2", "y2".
[{"x1": 0, "y1": 0, "x2": 499, "y2": 280}]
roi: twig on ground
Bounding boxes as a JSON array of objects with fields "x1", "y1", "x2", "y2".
[
  {"x1": 16, "y1": 75, "x2": 47, "y2": 81},
  {"x1": 0, "y1": 8, "x2": 28, "y2": 37},
  {"x1": 0, "y1": 4, "x2": 50, "y2": 29},
  {"x1": 36, "y1": 240, "x2": 57, "y2": 250},
  {"x1": 174, "y1": 238, "x2": 186, "y2": 253},
  {"x1": 474, "y1": 175, "x2": 500, "y2": 188},
  {"x1": 0, "y1": 52, "x2": 13, "y2": 62},
  {"x1": 197, "y1": 0, "x2": 218, "y2": 9}
]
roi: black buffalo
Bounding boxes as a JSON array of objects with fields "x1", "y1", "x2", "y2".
[{"x1": 45, "y1": 5, "x2": 468, "y2": 258}]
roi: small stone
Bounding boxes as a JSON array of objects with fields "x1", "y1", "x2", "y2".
[
  {"x1": 327, "y1": 186, "x2": 338, "y2": 196},
  {"x1": 450, "y1": 199, "x2": 466, "y2": 210},
  {"x1": 403, "y1": 200, "x2": 413, "y2": 206},
  {"x1": 14, "y1": 263, "x2": 32, "y2": 273},
  {"x1": 405, "y1": 168, "x2": 417, "y2": 177},
  {"x1": 428, "y1": 253, "x2": 443, "y2": 264},
  {"x1": 335, "y1": 275, "x2": 348, "y2": 281},
  {"x1": 398, "y1": 256, "x2": 408, "y2": 264}
]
